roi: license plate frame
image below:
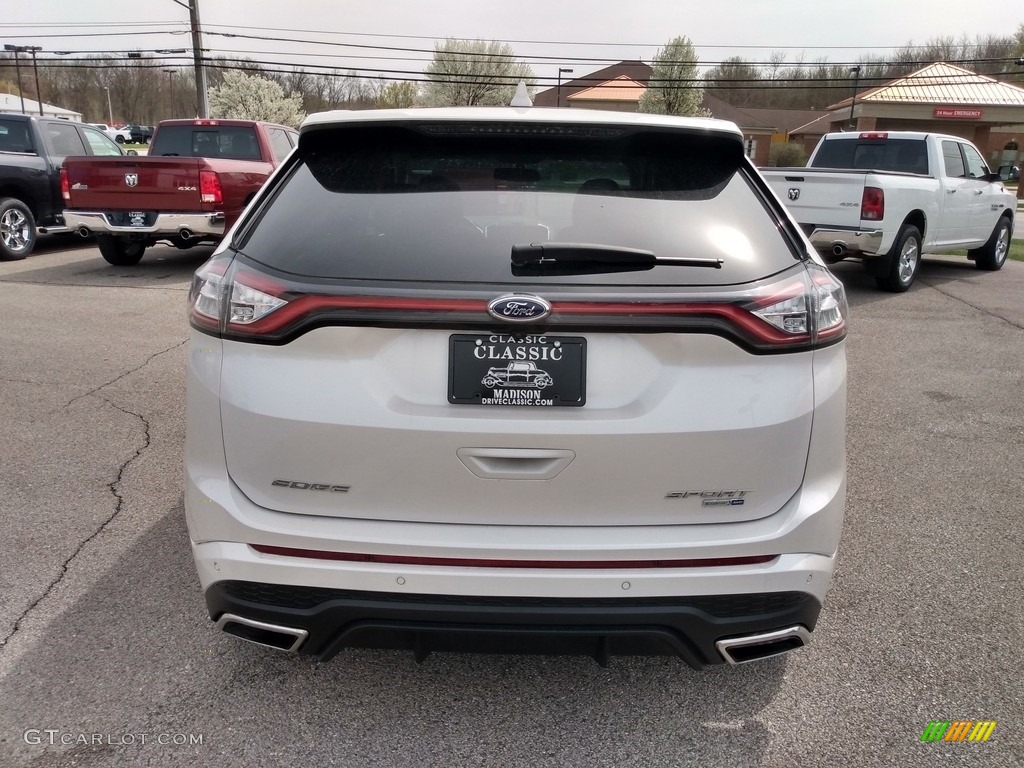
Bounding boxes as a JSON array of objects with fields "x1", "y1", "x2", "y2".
[{"x1": 448, "y1": 334, "x2": 586, "y2": 407}]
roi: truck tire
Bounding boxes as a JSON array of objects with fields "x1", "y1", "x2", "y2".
[
  {"x1": 971, "y1": 216, "x2": 1011, "y2": 271},
  {"x1": 97, "y1": 236, "x2": 146, "y2": 266},
  {"x1": 115, "y1": 135, "x2": 125, "y2": 144},
  {"x1": 876, "y1": 225, "x2": 921, "y2": 292},
  {"x1": 0, "y1": 197, "x2": 37, "y2": 260}
]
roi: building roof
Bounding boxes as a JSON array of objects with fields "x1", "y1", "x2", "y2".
[
  {"x1": 734, "y1": 107, "x2": 824, "y2": 135},
  {"x1": 789, "y1": 112, "x2": 835, "y2": 137},
  {"x1": 829, "y1": 62, "x2": 1024, "y2": 110},
  {"x1": 567, "y1": 75, "x2": 647, "y2": 103},
  {"x1": 0, "y1": 93, "x2": 82, "y2": 119},
  {"x1": 533, "y1": 61, "x2": 653, "y2": 107},
  {"x1": 700, "y1": 94, "x2": 775, "y2": 132}
]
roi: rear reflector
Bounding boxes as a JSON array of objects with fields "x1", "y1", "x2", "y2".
[{"x1": 250, "y1": 544, "x2": 778, "y2": 569}]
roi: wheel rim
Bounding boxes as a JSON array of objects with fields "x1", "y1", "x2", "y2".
[
  {"x1": 1, "y1": 208, "x2": 30, "y2": 252},
  {"x1": 994, "y1": 224, "x2": 1009, "y2": 265},
  {"x1": 898, "y1": 237, "x2": 919, "y2": 284}
]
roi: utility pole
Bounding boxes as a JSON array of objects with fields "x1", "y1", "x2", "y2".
[
  {"x1": 169, "y1": 0, "x2": 208, "y2": 117},
  {"x1": 189, "y1": 0, "x2": 209, "y2": 118}
]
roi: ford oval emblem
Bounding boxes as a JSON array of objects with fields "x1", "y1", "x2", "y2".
[{"x1": 487, "y1": 294, "x2": 551, "y2": 323}]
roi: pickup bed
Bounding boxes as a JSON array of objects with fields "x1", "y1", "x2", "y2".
[
  {"x1": 762, "y1": 131, "x2": 1016, "y2": 291},
  {"x1": 0, "y1": 114, "x2": 131, "y2": 260},
  {"x1": 62, "y1": 118, "x2": 297, "y2": 265}
]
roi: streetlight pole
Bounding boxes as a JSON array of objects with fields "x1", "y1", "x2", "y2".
[
  {"x1": 3, "y1": 44, "x2": 26, "y2": 114},
  {"x1": 557, "y1": 67, "x2": 574, "y2": 108},
  {"x1": 848, "y1": 65, "x2": 861, "y2": 130},
  {"x1": 27, "y1": 46, "x2": 43, "y2": 115},
  {"x1": 163, "y1": 69, "x2": 176, "y2": 117},
  {"x1": 104, "y1": 86, "x2": 113, "y2": 124}
]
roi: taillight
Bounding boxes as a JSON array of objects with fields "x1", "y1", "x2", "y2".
[
  {"x1": 60, "y1": 168, "x2": 70, "y2": 203},
  {"x1": 199, "y1": 170, "x2": 223, "y2": 205},
  {"x1": 859, "y1": 132, "x2": 888, "y2": 140},
  {"x1": 861, "y1": 186, "x2": 884, "y2": 220},
  {"x1": 191, "y1": 261, "x2": 847, "y2": 352},
  {"x1": 750, "y1": 266, "x2": 847, "y2": 345},
  {"x1": 189, "y1": 258, "x2": 288, "y2": 334}
]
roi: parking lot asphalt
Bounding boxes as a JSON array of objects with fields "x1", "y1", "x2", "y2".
[{"x1": 0, "y1": 243, "x2": 1021, "y2": 767}]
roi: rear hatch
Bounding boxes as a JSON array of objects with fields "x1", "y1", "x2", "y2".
[
  {"x1": 206, "y1": 114, "x2": 832, "y2": 527},
  {"x1": 64, "y1": 156, "x2": 206, "y2": 212}
]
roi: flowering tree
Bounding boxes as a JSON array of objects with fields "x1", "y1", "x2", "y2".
[{"x1": 209, "y1": 71, "x2": 305, "y2": 126}]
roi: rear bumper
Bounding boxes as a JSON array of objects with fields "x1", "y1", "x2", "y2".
[
  {"x1": 203, "y1": 577, "x2": 823, "y2": 668},
  {"x1": 63, "y1": 210, "x2": 225, "y2": 238},
  {"x1": 808, "y1": 227, "x2": 883, "y2": 257}
]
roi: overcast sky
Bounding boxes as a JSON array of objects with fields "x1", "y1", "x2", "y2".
[{"x1": 5, "y1": 0, "x2": 1023, "y2": 87}]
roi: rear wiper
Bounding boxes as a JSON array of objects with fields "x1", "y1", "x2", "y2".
[{"x1": 511, "y1": 243, "x2": 723, "y2": 270}]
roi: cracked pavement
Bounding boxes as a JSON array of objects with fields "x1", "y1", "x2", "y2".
[{"x1": 1, "y1": 241, "x2": 1022, "y2": 767}]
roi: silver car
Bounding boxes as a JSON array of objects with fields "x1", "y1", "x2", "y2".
[{"x1": 185, "y1": 107, "x2": 848, "y2": 667}]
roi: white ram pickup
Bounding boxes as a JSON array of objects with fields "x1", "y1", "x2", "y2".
[{"x1": 762, "y1": 131, "x2": 1016, "y2": 291}]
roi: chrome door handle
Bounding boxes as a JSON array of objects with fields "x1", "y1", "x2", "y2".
[
  {"x1": 974, "y1": 189, "x2": 984, "y2": 195},
  {"x1": 947, "y1": 188, "x2": 957, "y2": 194}
]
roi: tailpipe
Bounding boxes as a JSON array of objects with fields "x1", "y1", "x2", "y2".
[
  {"x1": 215, "y1": 613, "x2": 308, "y2": 653},
  {"x1": 715, "y1": 625, "x2": 810, "y2": 665},
  {"x1": 831, "y1": 244, "x2": 846, "y2": 258},
  {"x1": 77, "y1": 225, "x2": 91, "y2": 238},
  {"x1": 178, "y1": 227, "x2": 194, "y2": 241}
]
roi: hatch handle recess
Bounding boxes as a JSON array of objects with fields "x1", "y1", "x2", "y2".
[{"x1": 457, "y1": 448, "x2": 575, "y2": 480}]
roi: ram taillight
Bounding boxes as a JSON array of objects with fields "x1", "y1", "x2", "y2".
[
  {"x1": 200, "y1": 170, "x2": 223, "y2": 205},
  {"x1": 861, "y1": 186, "x2": 884, "y2": 221},
  {"x1": 60, "y1": 168, "x2": 70, "y2": 203}
]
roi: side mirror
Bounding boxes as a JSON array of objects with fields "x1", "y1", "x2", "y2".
[{"x1": 127, "y1": 149, "x2": 138, "y2": 156}]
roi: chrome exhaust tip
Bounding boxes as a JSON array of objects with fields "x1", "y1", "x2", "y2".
[
  {"x1": 832, "y1": 244, "x2": 846, "y2": 257},
  {"x1": 178, "y1": 227, "x2": 194, "y2": 241},
  {"x1": 77, "y1": 225, "x2": 91, "y2": 238},
  {"x1": 215, "y1": 613, "x2": 308, "y2": 653},
  {"x1": 715, "y1": 625, "x2": 810, "y2": 665}
]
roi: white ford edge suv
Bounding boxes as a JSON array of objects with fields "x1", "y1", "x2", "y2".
[{"x1": 185, "y1": 107, "x2": 848, "y2": 668}]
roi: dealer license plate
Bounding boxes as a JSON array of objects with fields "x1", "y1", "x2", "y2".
[{"x1": 448, "y1": 334, "x2": 586, "y2": 407}]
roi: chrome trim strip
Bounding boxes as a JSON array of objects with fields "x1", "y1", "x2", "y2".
[{"x1": 715, "y1": 624, "x2": 811, "y2": 665}]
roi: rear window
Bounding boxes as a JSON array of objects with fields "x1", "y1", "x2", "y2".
[
  {"x1": 0, "y1": 119, "x2": 34, "y2": 153},
  {"x1": 239, "y1": 123, "x2": 800, "y2": 287},
  {"x1": 152, "y1": 125, "x2": 261, "y2": 160},
  {"x1": 811, "y1": 138, "x2": 929, "y2": 175}
]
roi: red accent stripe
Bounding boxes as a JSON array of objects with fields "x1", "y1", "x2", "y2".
[{"x1": 249, "y1": 544, "x2": 778, "y2": 569}]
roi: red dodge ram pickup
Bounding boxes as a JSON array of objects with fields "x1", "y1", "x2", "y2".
[{"x1": 61, "y1": 118, "x2": 297, "y2": 265}]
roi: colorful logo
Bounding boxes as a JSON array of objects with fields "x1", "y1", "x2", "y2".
[{"x1": 920, "y1": 721, "x2": 996, "y2": 742}]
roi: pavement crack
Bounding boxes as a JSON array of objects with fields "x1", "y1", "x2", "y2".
[
  {"x1": 919, "y1": 279, "x2": 1024, "y2": 331},
  {"x1": 0, "y1": 398, "x2": 152, "y2": 651},
  {"x1": 66, "y1": 338, "x2": 188, "y2": 408}
]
